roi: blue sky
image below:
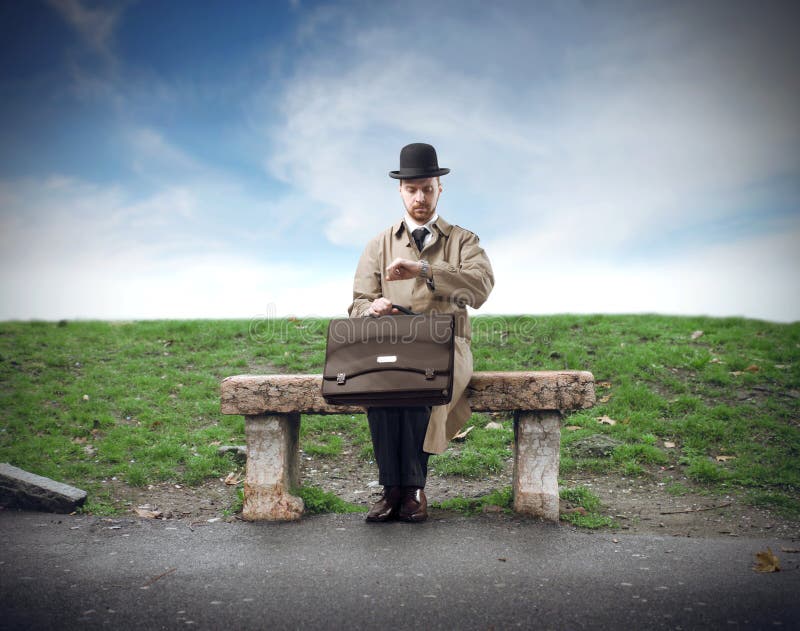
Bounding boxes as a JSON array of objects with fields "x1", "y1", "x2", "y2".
[{"x1": 1, "y1": 0, "x2": 798, "y2": 322}]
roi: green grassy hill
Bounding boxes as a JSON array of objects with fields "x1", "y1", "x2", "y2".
[{"x1": 1, "y1": 315, "x2": 798, "y2": 517}]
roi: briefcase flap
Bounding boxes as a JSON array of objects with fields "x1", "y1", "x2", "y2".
[{"x1": 322, "y1": 314, "x2": 455, "y2": 406}]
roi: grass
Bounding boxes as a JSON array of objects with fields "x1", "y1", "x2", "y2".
[
  {"x1": 429, "y1": 416, "x2": 512, "y2": 476},
  {"x1": 559, "y1": 485, "x2": 616, "y2": 529},
  {"x1": 293, "y1": 485, "x2": 367, "y2": 514},
  {"x1": 223, "y1": 486, "x2": 245, "y2": 517},
  {"x1": 745, "y1": 490, "x2": 800, "y2": 518},
  {"x1": 433, "y1": 484, "x2": 614, "y2": 530},
  {"x1": 299, "y1": 414, "x2": 371, "y2": 459},
  {"x1": 432, "y1": 486, "x2": 513, "y2": 515},
  {"x1": 1, "y1": 315, "x2": 798, "y2": 519}
]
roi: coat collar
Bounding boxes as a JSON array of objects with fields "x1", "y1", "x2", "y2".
[{"x1": 393, "y1": 215, "x2": 453, "y2": 238}]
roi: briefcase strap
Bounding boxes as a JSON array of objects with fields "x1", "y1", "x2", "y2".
[{"x1": 324, "y1": 365, "x2": 447, "y2": 383}]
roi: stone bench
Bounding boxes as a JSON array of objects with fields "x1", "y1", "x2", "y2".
[{"x1": 220, "y1": 371, "x2": 595, "y2": 522}]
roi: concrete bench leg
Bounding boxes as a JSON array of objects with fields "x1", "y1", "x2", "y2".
[
  {"x1": 243, "y1": 413, "x2": 304, "y2": 521},
  {"x1": 513, "y1": 410, "x2": 561, "y2": 522}
]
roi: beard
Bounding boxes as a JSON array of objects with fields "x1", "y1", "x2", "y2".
[{"x1": 407, "y1": 202, "x2": 435, "y2": 220}]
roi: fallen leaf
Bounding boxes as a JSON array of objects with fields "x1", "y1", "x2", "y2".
[
  {"x1": 596, "y1": 415, "x2": 617, "y2": 426},
  {"x1": 561, "y1": 506, "x2": 587, "y2": 516},
  {"x1": 745, "y1": 364, "x2": 760, "y2": 373},
  {"x1": 565, "y1": 425, "x2": 582, "y2": 432},
  {"x1": 596, "y1": 381, "x2": 613, "y2": 388},
  {"x1": 71, "y1": 436, "x2": 88, "y2": 444},
  {"x1": 453, "y1": 426, "x2": 474, "y2": 440},
  {"x1": 663, "y1": 441, "x2": 676, "y2": 449},
  {"x1": 715, "y1": 455, "x2": 735, "y2": 462},
  {"x1": 208, "y1": 440, "x2": 222, "y2": 447},
  {"x1": 135, "y1": 506, "x2": 163, "y2": 519},
  {"x1": 691, "y1": 330, "x2": 704, "y2": 340},
  {"x1": 753, "y1": 548, "x2": 780, "y2": 573},
  {"x1": 774, "y1": 364, "x2": 789, "y2": 369},
  {"x1": 599, "y1": 394, "x2": 613, "y2": 403},
  {"x1": 484, "y1": 422, "x2": 504, "y2": 430},
  {"x1": 709, "y1": 357, "x2": 723, "y2": 364},
  {"x1": 730, "y1": 371, "x2": 743, "y2": 376},
  {"x1": 83, "y1": 444, "x2": 96, "y2": 456},
  {"x1": 482, "y1": 504, "x2": 503, "y2": 513},
  {"x1": 224, "y1": 472, "x2": 241, "y2": 486}
]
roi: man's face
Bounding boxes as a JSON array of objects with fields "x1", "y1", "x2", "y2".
[{"x1": 399, "y1": 177, "x2": 442, "y2": 224}]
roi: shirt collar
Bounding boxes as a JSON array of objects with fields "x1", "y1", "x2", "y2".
[
  {"x1": 393, "y1": 214, "x2": 452, "y2": 238},
  {"x1": 404, "y1": 211, "x2": 438, "y2": 233}
]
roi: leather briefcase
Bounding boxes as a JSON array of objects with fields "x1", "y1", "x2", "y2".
[{"x1": 321, "y1": 310, "x2": 455, "y2": 407}]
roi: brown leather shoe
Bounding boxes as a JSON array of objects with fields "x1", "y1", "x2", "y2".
[
  {"x1": 398, "y1": 487, "x2": 428, "y2": 522},
  {"x1": 366, "y1": 486, "x2": 403, "y2": 522}
]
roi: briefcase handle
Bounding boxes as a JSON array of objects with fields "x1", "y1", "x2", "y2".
[
  {"x1": 367, "y1": 304, "x2": 419, "y2": 316},
  {"x1": 392, "y1": 305, "x2": 418, "y2": 315}
]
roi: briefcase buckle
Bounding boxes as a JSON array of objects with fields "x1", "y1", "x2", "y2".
[
  {"x1": 337, "y1": 372, "x2": 346, "y2": 385},
  {"x1": 425, "y1": 368, "x2": 435, "y2": 380}
]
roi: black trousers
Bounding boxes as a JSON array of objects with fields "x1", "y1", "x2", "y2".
[{"x1": 367, "y1": 406, "x2": 432, "y2": 488}]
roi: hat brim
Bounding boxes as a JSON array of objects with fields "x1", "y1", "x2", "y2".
[{"x1": 389, "y1": 167, "x2": 450, "y2": 180}]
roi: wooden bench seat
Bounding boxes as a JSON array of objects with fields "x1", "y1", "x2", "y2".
[{"x1": 220, "y1": 371, "x2": 595, "y2": 522}]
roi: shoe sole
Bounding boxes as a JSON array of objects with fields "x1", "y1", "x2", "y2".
[
  {"x1": 365, "y1": 511, "x2": 398, "y2": 523},
  {"x1": 398, "y1": 513, "x2": 428, "y2": 523}
]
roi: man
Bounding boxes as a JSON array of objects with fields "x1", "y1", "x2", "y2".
[{"x1": 348, "y1": 142, "x2": 494, "y2": 523}]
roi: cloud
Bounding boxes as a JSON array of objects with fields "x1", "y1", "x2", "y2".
[
  {"x1": 5, "y1": 1, "x2": 798, "y2": 322},
  {"x1": 47, "y1": 0, "x2": 125, "y2": 62},
  {"x1": 483, "y1": 216, "x2": 800, "y2": 323},
  {"x1": 266, "y1": 1, "x2": 798, "y2": 252},
  {"x1": 0, "y1": 174, "x2": 353, "y2": 320},
  {"x1": 257, "y1": 1, "x2": 800, "y2": 320},
  {"x1": 126, "y1": 128, "x2": 205, "y2": 178},
  {"x1": 0, "y1": 124, "x2": 358, "y2": 320}
]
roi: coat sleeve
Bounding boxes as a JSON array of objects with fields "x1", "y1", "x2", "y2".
[
  {"x1": 348, "y1": 236, "x2": 382, "y2": 317},
  {"x1": 428, "y1": 231, "x2": 494, "y2": 309}
]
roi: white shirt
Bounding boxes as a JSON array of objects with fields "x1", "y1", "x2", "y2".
[{"x1": 404, "y1": 212, "x2": 438, "y2": 251}]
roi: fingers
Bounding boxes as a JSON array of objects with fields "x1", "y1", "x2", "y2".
[
  {"x1": 369, "y1": 297, "x2": 394, "y2": 316},
  {"x1": 385, "y1": 257, "x2": 414, "y2": 281}
]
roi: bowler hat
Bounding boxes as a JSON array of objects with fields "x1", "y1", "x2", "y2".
[{"x1": 389, "y1": 143, "x2": 450, "y2": 180}]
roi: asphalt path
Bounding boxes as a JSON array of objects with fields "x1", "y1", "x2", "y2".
[{"x1": 1, "y1": 510, "x2": 798, "y2": 630}]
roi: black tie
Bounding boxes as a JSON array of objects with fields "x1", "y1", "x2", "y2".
[{"x1": 412, "y1": 227, "x2": 429, "y2": 252}]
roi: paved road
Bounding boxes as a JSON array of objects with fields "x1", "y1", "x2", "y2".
[{"x1": 1, "y1": 510, "x2": 798, "y2": 630}]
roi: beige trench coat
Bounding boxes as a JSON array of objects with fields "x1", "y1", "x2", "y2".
[{"x1": 348, "y1": 216, "x2": 494, "y2": 454}]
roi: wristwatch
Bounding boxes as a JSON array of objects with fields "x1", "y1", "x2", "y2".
[{"x1": 418, "y1": 259, "x2": 431, "y2": 279}]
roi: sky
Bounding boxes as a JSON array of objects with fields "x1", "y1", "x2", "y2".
[{"x1": 0, "y1": 0, "x2": 798, "y2": 322}]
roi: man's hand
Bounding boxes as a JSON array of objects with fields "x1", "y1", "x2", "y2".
[
  {"x1": 385, "y1": 257, "x2": 422, "y2": 281},
  {"x1": 368, "y1": 297, "x2": 399, "y2": 316}
]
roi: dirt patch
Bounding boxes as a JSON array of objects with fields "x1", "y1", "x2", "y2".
[
  {"x1": 105, "y1": 445, "x2": 800, "y2": 540},
  {"x1": 102, "y1": 478, "x2": 240, "y2": 522},
  {"x1": 566, "y1": 470, "x2": 799, "y2": 539}
]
